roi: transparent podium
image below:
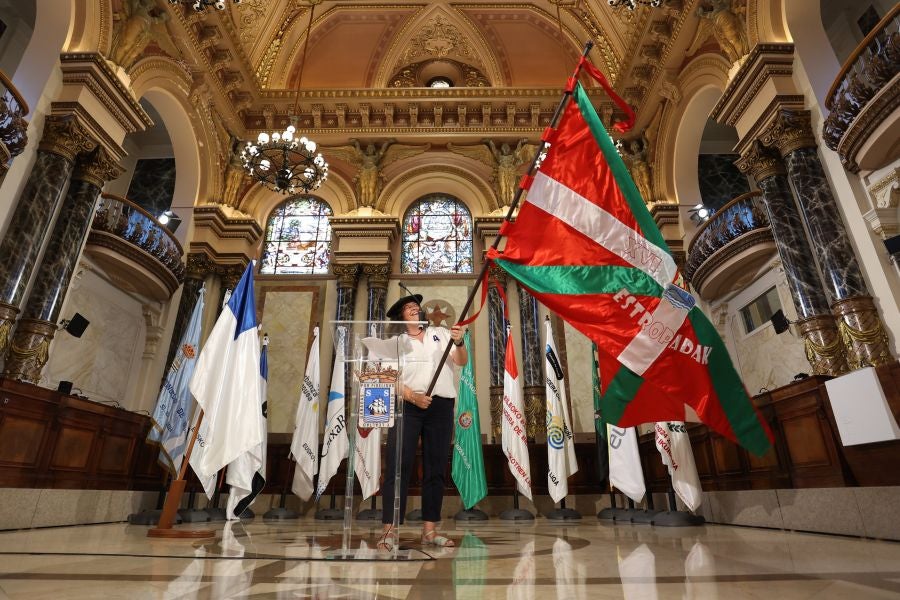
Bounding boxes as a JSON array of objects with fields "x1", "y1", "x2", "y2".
[{"x1": 325, "y1": 320, "x2": 431, "y2": 561}]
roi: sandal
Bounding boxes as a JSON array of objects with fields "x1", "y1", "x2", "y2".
[
  {"x1": 376, "y1": 526, "x2": 396, "y2": 552},
  {"x1": 421, "y1": 529, "x2": 455, "y2": 548}
]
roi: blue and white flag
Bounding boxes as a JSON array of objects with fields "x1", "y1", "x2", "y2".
[
  {"x1": 315, "y1": 327, "x2": 348, "y2": 500},
  {"x1": 225, "y1": 334, "x2": 269, "y2": 519},
  {"x1": 189, "y1": 263, "x2": 263, "y2": 482},
  {"x1": 148, "y1": 287, "x2": 205, "y2": 476},
  {"x1": 291, "y1": 326, "x2": 320, "y2": 501}
]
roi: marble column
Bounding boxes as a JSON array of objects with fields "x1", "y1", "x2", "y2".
[
  {"x1": 362, "y1": 263, "x2": 389, "y2": 331},
  {"x1": 333, "y1": 263, "x2": 360, "y2": 408},
  {"x1": 762, "y1": 109, "x2": 893, "y2": 369},
  {"x1": 736, "y1": 141, "x2": 849, "y2": 376},
  {"x1": 0, "y1": 115, "x2": 95, "y2": 357},
  {"x1": 517, "y1": 285, "x2": 544, "y2": 441},
  {"x1": 3, "y1": 146, "x2": 122, "y2": 381},
  {"x1": 488, "y1": 264, "x2": 508, "y2": 443},
  {"x1": 163, "y1": 253, "x2": 214, "y2": 373}
]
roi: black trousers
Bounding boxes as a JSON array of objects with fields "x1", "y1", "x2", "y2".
[{"x1": 381, "y1": 395, "x2": 455, "y2": 524}]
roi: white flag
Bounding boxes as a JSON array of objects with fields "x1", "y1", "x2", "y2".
[
  {"x1": 607, "y1": 424, "x2": 645, "y2": 503},
  {"x1": 654, "y1": 421, "x2": 702, "y2": 511},
  {"x1": 224, "y1": 336, "x2": 269, "y2": 519},
  {"x1": 188, "y1": 264, "x2": 263, "y2": 483},
  {"x1": 501, "y1": 326, "x2": 532, "y2": 500},
  {"x1": 544, "y1": 319, "x2": 578, "y2": 503},
  {"x1": 315, "y1": 328, "x2": 349, "y2": 500},
  {"x1": 291, "y1": 326, "x2": 320, "y2": 500},
  {"x1": 187, "y1": 407, "x2": 217, "y2": 499},
  {"x1": 355, "y1": 427, "x2": 382, "y2": 500}
]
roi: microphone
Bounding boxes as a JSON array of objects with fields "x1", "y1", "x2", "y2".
[{"x1": 398, "y1": 282, "x2": 415, "y2": 296}]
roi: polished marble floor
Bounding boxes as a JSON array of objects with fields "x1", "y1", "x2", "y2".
[{"x1": 0, "y1": 517, "x2": 899, "y2": 599}]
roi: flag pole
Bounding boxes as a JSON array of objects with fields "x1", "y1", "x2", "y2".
[
  {"x1": 424, "y1": 39, "x2": 596, "y2": 396},
  {"x1": 148, "y1": 409, "x2": 215, "y2": 538}
]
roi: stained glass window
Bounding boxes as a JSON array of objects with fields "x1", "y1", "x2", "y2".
[
  {"x1": 260, "y1": 196, "x2": 333, "y2": 275},
  {"x1": 401, "y1": 195, "x2": 473, "y2": 274}
]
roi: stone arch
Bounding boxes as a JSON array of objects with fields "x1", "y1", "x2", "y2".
[
  {"x1": 654, "y1": 54, "x2": 731, "y2": 242},
  {"x1": 12, "y1": 0, "x2": 74, "y2": 109},
  {"x1": 748, "y1": 0, "x2": 792, "y2": 47},
  {"x1": 127, "y1": 57, "x2": 212, "y2": 234},
  {"x1": 378, "y1": 163, "x2": 496, "y2": 217},
  {"x1": 65, "y1": 0, "x2": 112, "y2": 55}
]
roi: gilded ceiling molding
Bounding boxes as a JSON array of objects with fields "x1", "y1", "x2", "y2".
[
  {"x1": 65, "y1": 0, "x2": 110, "y2": 55},
  {"x1": 377, "y1": 162, "x2": 497, "y2": 215},
  {"x1": 372, "y1": 4, "x2": 505, "y2": 88},
  {"x1": 566, "y1": 3, "x2": 621, "y2": 83}
]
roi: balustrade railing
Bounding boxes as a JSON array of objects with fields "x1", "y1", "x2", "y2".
[
  {"x1": 92, "y1": 194, "x2": 185, "y2": 282},
  {"x1": 823, "y1": 5, "x2": 900, "y2": 152},
  {"x1": 685, "y1": 191, "x2": 769, "y2": 282},
  {"x1": 0, "y1": 69, "x2": 29, "y2": 179}
]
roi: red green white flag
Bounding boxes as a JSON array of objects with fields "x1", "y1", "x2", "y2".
[{"x1": 487, "y1": 78, "x2": 773, "y2": 456}]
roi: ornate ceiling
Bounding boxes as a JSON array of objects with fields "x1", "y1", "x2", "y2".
[{"x1": 123, "y1": 0, "x2": 720, "y2": 145}]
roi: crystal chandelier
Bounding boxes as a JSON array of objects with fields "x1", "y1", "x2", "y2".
[
  {"x1": 241, "y1": 127, "x2": 328, "y2": 194},
  {"x1": 608, "y1": 0, "x2": 663, "y2": 9},
  {"x1": 240, "y1": 0, "x2": 328, "y2": 194},
  {"x1": 168, "y1": 0, "x2": 241, "y2": 11}
]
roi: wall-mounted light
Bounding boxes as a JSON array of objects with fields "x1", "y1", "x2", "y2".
[
  {"x1": 688, "y1": 203, "x2": 712, "y2": 226},
  {"x1": 158, "y1": 210, "x2": 182, "y2": 233}
]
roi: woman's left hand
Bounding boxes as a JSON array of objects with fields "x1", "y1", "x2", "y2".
[{"x1": 450, "y1": 325, "x2": 465, "y2": 344}]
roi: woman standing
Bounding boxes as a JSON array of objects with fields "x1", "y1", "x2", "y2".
[{"x1": 378, "y1": 292, "x2": 467, "y2": 550}]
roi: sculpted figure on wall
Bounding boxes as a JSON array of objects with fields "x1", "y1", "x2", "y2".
[
  {"x1": 222, "y1": 135, "x2": 248, "y2": 209},
  {"x1": 447, "y1": 139, "x2": 537, "y2": 207},
  {"x1": 324, "y1": 139, "x2": 430, "y2": 208},
  {"x1": 695, "y1": 0, "x2": 749, "y2": 65},
  {"x1": 622, "y1": 136, "x2": 654, "y2": 204},
  {"x1": 110, "y1": 0, "x2": 171, "y2": 70}
]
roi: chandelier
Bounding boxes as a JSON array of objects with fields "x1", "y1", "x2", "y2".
[
  {"x1": 608, "y1": 0, "x2": 663, "y2": 9},
  {"x1": 168, "y1": 0, "x2": 241, "y2": 11},
  {"x1": 240, "y1": 0, "x2": 328, "y2": 194},
  {"x1": 241, "y1": 127, "x2": 328, "y2": 194}
]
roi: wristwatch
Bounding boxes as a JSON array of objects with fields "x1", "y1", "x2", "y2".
[{"x1": 453, "y1": 339, "x2": 464, "y2": 346}]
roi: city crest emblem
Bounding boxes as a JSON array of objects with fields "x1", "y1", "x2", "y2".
[{"x1": 458, "y1": 410, "x2": 473, "y2": 430}]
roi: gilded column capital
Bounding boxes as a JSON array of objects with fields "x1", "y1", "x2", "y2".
[
  {"x1": 186, "y1": 252, "x2": 215, "y2": 281},
  {"x1": 72, "y1": 146, "x2": 124, "y2": 188},
  {"x1": 362, "y1": 263, "x2": 390, "y2": 290},
  {"x1": 735, "y1": 140, "x2": 785, "y2": 181},
  {"x1": 761, "y1": 108, "x2": 816, "y2": 156},
  {"x1": 219, "y1": 263, "x2": 246, "y2": 290},
  {"x1": 38, "y1": 115, "x2": 96, "y2": 162},
  {"x1": 332, "y1": 263, "x2": 361, "y2": 289}
]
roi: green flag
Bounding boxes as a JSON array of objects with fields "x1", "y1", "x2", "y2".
[
  {"x1": 593, "y1": 343, "x2": 609, "y2": 485},
  {"x1": 452, "y1": 332, "x2": 488, "y2": 509},
  {"x1": 452, "y1": 532, "x2": 488, "y2": 600}
]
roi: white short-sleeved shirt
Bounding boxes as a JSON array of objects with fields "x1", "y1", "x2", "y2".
[{"x1": 400, "y1": 326, "x2": 459, "y2": 398}]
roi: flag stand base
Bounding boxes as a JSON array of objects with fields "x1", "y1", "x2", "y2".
[
  {"x1": 356, "y1": 508, "x2": 381, "y2": 521},
  {"x1": 597, "y1": 507, "x2": 629, "y2": 520},
  {"x1": 177, "y1": 509, "x2": 210, "y2": 523},
  {"x1": 628, "y1": 509, "x2": 660, "y2": 524},
  {"x1": 454, "y1": 508, "x2": 489, "y2": 521},
  {"x1": 264, "y1": 507, "x2": 299, "y2": 520},
  {"x1": 652, "y1": 511, "x2": 705, "y2": 527},
  {"x1": 546, "y1": 507, "x2": 581, "y2": 521},
  {"x1": 499, "y1": 508, "x2": 534, "y2": 521},
  {"x1": 405, "y1": 509, "x2": 423, "y2": 522},
  {"x1": 205, "y1": 507, "x2": 227, "y2": 522},
  {"x1": 315, "y1": 508, "x2": 342, "y2": 520},
  {"x1": 128, "y1": 510, "x2": 183, "y2": 526}
]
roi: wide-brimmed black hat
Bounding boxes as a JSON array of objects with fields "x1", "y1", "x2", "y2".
[{"x1": 386, "y1": 294, "x2": 423, "y2": 319}]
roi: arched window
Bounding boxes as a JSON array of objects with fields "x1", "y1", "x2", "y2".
[
  {"x1": 260, "y1": 196, "x2": 333, "y2": 275},
  {"x1": 401, "y1": 195, "x2": 473, "y2": 274}
]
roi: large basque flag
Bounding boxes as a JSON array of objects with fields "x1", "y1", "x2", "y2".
[
  {"x1": 189, "y1": 263, "x2": 264, "y2": 480},
  {"x1": 488, "y1": 79, "x2": 772, "y2": 456}
]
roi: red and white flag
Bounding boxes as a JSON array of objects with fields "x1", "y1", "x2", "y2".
[
  {"x1": 501, "y1": 326, "x2": 532, "y2": 500},
  {"x1": 654, "y1": 421, "x2": 702, "y2": 511}
]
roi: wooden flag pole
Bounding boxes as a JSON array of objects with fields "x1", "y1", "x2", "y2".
[
  {"x1": 424, "y1": 40, "x2": 595, "y2": 397},
  {"x1": 148, "y1": 409, "x2": 215, "y2": 538}
]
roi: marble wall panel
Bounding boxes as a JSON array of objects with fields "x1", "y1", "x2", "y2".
[
  {"x1": 42, "y1": 268, "x2": 144, "y2": 407},
  {"x1": 852, "y1": 487, "x2": 900, "y2": 540},
  {"x1": 698, "y1": 154, "x2": 752, "y2": 211},
  {"x1": 259, "y1": 288, "x2": 316, "y2": 434},
  {"x1": 776, "y1": 488, "x2": 866, "y2": 537},
  {"x1": 125, "y1": 158, "x2": 176, "y2": 217}
]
